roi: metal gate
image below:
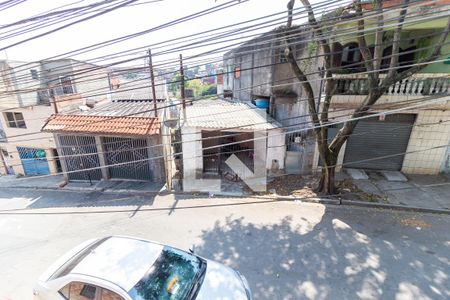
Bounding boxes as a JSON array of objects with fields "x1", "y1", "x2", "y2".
[
  {"x1": 58, "y1": 135, "x2": 102, "y2": 181},
  {"x1": 103, "y1": 137, "x2": 152, "y2": 181},
  {"x1": 17, "y1": 147, "x2": 50, "y2": 175},
  {"x1": 343, "y1": 114, "x2": 416, "y2": 171}
]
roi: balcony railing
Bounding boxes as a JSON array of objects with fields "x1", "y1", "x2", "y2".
[{"x1": 335, "y1": 76, "x2": 450, "y2": 96}]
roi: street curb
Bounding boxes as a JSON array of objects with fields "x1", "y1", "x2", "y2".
[
  {"x1": 249, "y1": 194, "x2": 450, "y2": 215},
  {"x1": 2, "y1": 185, "x2": 449, "y2": 214},
  {"x1": 0, "y1": 185, "x2": 166, "y2": 195}
]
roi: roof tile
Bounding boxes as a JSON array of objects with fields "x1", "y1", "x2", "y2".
[{"x1": 42, "y1": 115, "x2": 160, "y2": 136}]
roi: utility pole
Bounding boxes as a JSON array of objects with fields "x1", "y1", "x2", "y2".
[
  {"x1": 50, "y1": 87, "x2": 58, "y2": 114},
  {"x1": 148, "y1": 49, "x2": 158, "y2": 117},
  {"x1": 179, "y1": 54, "x2": 186, "y2": 122}
]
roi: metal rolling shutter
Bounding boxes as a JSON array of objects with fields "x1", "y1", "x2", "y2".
[{"x1": 343, "y1": 114, "x2": 415, "y2": 171}]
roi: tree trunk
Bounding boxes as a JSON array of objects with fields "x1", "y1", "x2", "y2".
[{"x1": 315, "y1": 150, "x2": 338, "y2": 194}]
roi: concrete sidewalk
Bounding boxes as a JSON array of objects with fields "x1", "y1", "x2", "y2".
[
  {"x1": 0, "y1": 175, "x2": 64, "y2": 190},
  {"x1": 0, "y1": 175, "x2": 165, "y2": 194},
  {"x1": 350, "y1": 172, "x2": 450, "y2": 211}
]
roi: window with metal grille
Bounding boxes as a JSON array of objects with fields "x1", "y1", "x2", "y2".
[
  {"x1": 4, "y1": 112, "x2": 26, "y2": 128},
  {"x1": 55, "y1": 76, "x2": 75, "y2": 95},
  {"x1": 30, "y1": 69, "x2": 38, "y2": 80}
]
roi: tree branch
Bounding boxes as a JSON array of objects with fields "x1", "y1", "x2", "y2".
[
  {"x1": 332, "y1": 15, "x2": 450, "y2": 152},
  {"x1": 329, "y1": 88, "x2": 384, "y2": 152},
  {"x1": 387, "y1": 0, "x2": 410, "y2": 79},
  {"x1": 393, "y1": 15, "x2": 450, "y2": 83},
  {"x1": 300, "y1": 0, "x2": 332, "y2": 69},
  {"x1": 354, "y1": 0, "x2": 373, "y2": 71},
  {"x1": 354, "y1": 0, "x2": 376, "y2": 87},
  {"x1": 285, "y1": 0, "x2": 327, "y2": 149},
  {"x1": 372, "y1": 0, "x2": 384, "y2": 79},
  {"x1": 285, "y1": 0, "x2": 319, "y2": 129}
]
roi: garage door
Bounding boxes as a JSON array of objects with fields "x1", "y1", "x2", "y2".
[
  {"x1": 17, "y1": 147, "x2": 50, "y2": 175},
  {"x1": 103, "y1": 137, "x2": 153, "y2": 181},
  {"x1": 58, "y1": 135, "x2": 102, "y2": 181},
  {"x1": 343, "y1": 114, "x2": 416, "y2": 171}
]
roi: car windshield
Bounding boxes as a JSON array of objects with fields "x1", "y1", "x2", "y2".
[{"x1": 128, "y1": 247, "x2": 205, "y2": 300}]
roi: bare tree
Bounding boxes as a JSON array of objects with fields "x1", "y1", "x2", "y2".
[{"x1": 284, "y1": 0, "x2": 450, "y2": 194}]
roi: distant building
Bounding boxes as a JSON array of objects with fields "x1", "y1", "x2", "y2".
[
  {"x1": 0, "y1": 59, "x2": 110, "y2": 176},
  {"x1": 223, "y1": 25, "x2": 320, "y2": 175}
]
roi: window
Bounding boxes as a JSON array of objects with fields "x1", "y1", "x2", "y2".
[
  {"x1": 4, "y1": 112, "x2": 26, "y2": 128},
  {"x1": 59, "y1": 283, "x2": 70, "y2": 299},
  {"x1": 101, "y1": 288, "x2": 125, "y2": 300},
  {"x1": 55, "y1": 76, "x2": 75, "y2": 95},
  {"x1": 30, "y1": 69, "x2": 38, "y2": 80},
  {"x1": 59, "y1": 282, "x2": 125, "y2": 300},
  {"x1": 342, "y1": 44, "x2": 361, "y2": 63},
  {"x1": 234, "y1": 66, "x2": 241, "y2": 79},
  {"x1": 279, "y1": 48, "x2": 288, "y2": 63}
]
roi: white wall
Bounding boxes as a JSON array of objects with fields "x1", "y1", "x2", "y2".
[
  {"x1": 181, "y1": 126, "x2": 203, "y2": 179},
  {"x1": 0, "y1": 105, "x2": 58, "y2": 175},
  {"x1": 402, "y1": 109, "x2": 450, "y2": 174},
  {"x1": 267, "y1": 129, "x2": 286, "y2": 172},
  {"x1": 0, "y1": 60, "x2": 41, "y2": 109}
]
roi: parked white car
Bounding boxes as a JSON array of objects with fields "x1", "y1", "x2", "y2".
[{"x1": 33, "y1": 236, "x2": 252, "y2": 300}]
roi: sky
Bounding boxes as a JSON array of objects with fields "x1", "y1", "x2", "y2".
[{"x1": 0, "y1": 0, "x2": 321, "y2": 68}]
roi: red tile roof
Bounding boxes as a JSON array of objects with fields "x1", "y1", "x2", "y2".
[{"x1": 42, "y1": 114, "x2": 160, "y2": 136}]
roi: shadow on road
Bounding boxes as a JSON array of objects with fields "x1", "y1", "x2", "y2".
[
  {"x1": 3, "y1": 190, "x2": 156, "y2": 210},
  {"x1": 196, "y1": 209, "x2": 449, "y2": 299}
]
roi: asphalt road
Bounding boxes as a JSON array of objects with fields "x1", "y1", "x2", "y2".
[{"x1": 0, "y1": 188, "x2": 449, "y2": 300}]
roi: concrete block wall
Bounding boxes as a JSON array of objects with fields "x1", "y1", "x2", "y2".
[
  {"x1": 402, "y1": 109, "x2": 450, "y2": 174},
  {"x1": 181, "y1": 127, "x2": 203, "y2": 179},
  {"x1": 267, "y1": 129, "x2": 286, "y2": 171}
]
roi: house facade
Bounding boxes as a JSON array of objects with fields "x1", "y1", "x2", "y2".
[
  {"x1": 0, "y1": 59, "x2": 110, "y2": 176},
  {"x1": 180, "y1": 98, "x2": 285, "y2": 193},
  {"x1": 222, "y1": 26, "x2": 322, "y2": 175},
  {"x1": 41, "y1": 102, "x2": 166, "y2": 183},
  {"x1": 312, "y1": 0, "x2": 450, "y2": 175}
]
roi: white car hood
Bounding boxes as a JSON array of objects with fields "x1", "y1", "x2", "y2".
[{"x1": 195, "y1": 260, "x2": 248, "y2": 300}]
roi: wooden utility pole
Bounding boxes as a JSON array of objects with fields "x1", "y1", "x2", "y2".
[
  {"x1": 148, "y1": 49, "x2": 158, "y2": 117},
  {"x1": 51, "y1": 88, "x2": 58, "y2": 114},
  {"x1": 179, "y1": 54, "x2": 186, "y2": 121}
]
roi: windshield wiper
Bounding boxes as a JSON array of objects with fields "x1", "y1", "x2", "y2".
[{"x1": 187, "y1": 261, "x2": 207, "y2": 300}]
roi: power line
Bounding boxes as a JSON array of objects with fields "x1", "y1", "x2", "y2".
[
  {"x1": 3, "y1": 0, "x2": 424, "y2": 84},
  {"x1": 1, "y1": 24, "x2": 447, "y2": 108},
  {"x1": 1, "y1": 0, "x2": 250, "y2": 74},
  {"x1": 0, "y1": 0, "x2": 436, "y2": 86},
  {"x1": 4, "y1": 90, "x2": 445, "y2": 160},
  {"x1": 6, "y1": 109, "x2": 449, "y2": 166},
  {"x1": 1, "y1": 53, "x2": 449, "y2": 144},
  {"x1": 0, "y1": 0, "x2": 141, "y2": 52},
  {"x1": 2, "y1": 49, "x2": 449, "y2": 145},
  {"x1": 1, "y1": 3, "x2": 447, "y2": 103},
  {"x1": 3, "y1": 92, "x2": 449, "y2": 179}
]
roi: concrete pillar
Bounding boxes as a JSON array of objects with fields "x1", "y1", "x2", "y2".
[
  {"x1": 54, "y1": 134, "x2": 69, "y2": 181},
  {"x1": 147, "y1": 136, "x2": 165, "y2": 183},
  {"x1": 267, "y1": 129, "x2": 286, "y2": 171},
  {"x1": 7, "y1": 144, "x2": 25, "y2": 176},
  {"x1": 95, "y1": 136, "x2": 109, "y2": 180},
  {"x1": 182, "y1": 127, "x2": 203, "y2": 179},
  {"x1": 45, "y1": 148, "x2": 58, "y2": 175}
]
